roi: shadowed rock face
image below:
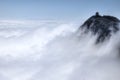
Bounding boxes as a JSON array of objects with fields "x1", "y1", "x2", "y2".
[{"x1": 79, "y1": 12, "x2": 120, "y2": 43}]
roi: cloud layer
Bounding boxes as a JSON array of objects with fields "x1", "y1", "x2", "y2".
[{"x1": 0, "y1": 20, "x2": 120, "y2": 80}]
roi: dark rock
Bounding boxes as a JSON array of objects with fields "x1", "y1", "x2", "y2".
[{"x1": 79, "y1": 12, "x2": 120, "y2": 43}]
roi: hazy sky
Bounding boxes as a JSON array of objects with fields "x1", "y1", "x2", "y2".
[{"x1": 0, "y1": 0, "x2": 120, "y2": 21}]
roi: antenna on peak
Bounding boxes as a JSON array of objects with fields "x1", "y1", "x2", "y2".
[{"x1": 95, "y1": 12, "x2": 100, "y2": 17}]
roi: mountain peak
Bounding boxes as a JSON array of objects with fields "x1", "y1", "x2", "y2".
[{"x1": 79, "y1": 12, "x2": 120, "y2": 43}]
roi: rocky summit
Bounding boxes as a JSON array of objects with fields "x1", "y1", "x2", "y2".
[{"x1": 79, "y1": 12, "x2": 120, "y2": 43}]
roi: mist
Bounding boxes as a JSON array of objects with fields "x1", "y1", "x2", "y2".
[{"x1": 0, "y1": 20, "x2": 120, "y2": 80}]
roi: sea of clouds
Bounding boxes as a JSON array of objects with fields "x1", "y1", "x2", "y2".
[{"x1": 0, "y1": 20, "x2": 120, "y2": 80}]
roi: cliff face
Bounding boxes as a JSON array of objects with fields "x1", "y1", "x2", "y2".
[{"x1": 79, "y1": 12, "x2": 120, "y2": 43}]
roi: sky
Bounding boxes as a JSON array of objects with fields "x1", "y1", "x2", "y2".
[{"x1": 0, "y1": 0, "x2": 120, "y2": 21}]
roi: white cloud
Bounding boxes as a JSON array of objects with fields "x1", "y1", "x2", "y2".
[{"x1": 0, "y1": 20, "x2": 119, "y2": 80}]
